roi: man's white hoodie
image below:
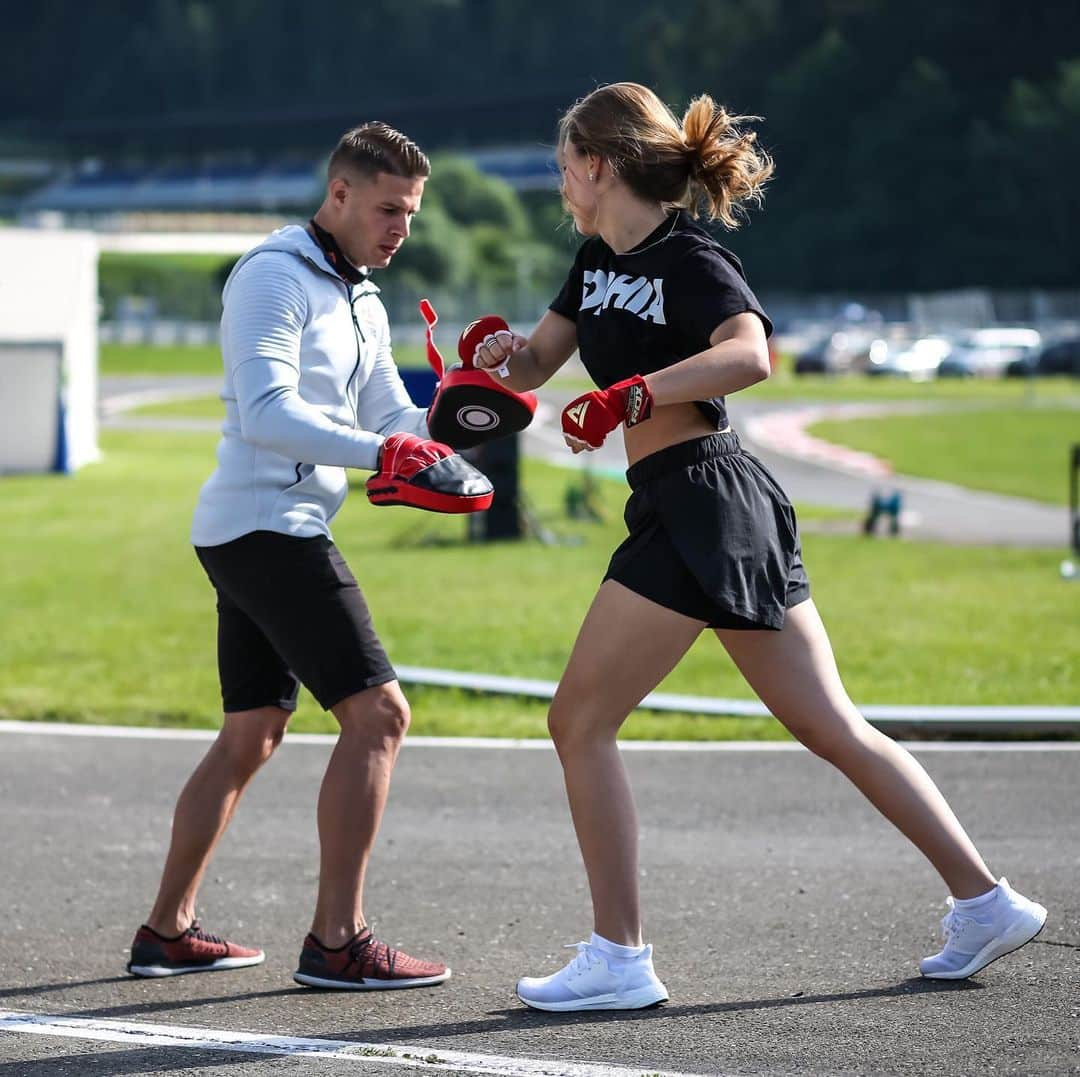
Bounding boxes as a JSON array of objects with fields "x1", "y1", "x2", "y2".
[{"x1": 191, "y1": 225, "x2": 428, "y2": 546}]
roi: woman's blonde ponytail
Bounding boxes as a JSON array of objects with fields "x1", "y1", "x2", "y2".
[
  {"x1": 558, "y1": 83, "x2": 773, "y2": 227},
  {"x1": 681, "y1": 95, "x2": 773, "y2": 229}
]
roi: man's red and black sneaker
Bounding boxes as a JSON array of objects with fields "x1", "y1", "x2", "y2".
[
  {"x1": 127, "y1": 921, "x2": 265, "y2": 978},
  {"x1": 292, "y1": 927, "x2": 450, "y2": 990}
]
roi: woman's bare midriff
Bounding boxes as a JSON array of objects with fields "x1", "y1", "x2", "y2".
[{"x1": 622, "y1": 401, "x2": 729, "y2": 467}]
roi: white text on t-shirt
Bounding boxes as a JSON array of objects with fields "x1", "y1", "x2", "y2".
[{"x1": 581, "y1": 270, "x2": 666, "y2": 325}]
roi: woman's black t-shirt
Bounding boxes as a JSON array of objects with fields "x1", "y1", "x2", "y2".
[{"x1": 549, "y1": 209, "x2": 772, "y2": 429}]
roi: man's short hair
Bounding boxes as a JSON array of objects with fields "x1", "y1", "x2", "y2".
[{"x1": 328, "y1": 122, "x2": 430, "y2": 181}]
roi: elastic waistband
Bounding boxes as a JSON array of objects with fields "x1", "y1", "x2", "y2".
[{"x1": 626, "y1": 431, "x2": 742, "y2": 489}]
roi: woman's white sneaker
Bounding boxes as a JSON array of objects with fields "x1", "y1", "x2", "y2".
[
  {"x1": 920, "y1": 877, "x2": 1047, "y2": 979},
  {"x1": 516, "y1": 939, "x2": 669, "y2": 1012}
]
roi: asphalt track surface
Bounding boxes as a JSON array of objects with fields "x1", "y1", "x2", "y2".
[{"x1": 1, "y1": 727, "x2": 1077, "y2": 1075}]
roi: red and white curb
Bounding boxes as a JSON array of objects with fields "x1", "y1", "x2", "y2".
[{"x1": 744, "y1": 404, "x2": 904, "y2": 478}]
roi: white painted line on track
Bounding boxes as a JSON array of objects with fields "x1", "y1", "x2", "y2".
[
  {"x1": 1, "y1": 719, "x2": 1078, "y2": 751},
  {"x1": 0, "y1": 1009, "x2": 704, "y2": 1077},
  {"x1": 99, "y1": 386, "x2": 220, "y2": 416}
]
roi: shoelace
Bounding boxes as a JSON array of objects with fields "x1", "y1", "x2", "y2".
[
  {"x1": 939, "y1": 898, "x2": 983, "y2": 946},
  {"x1": 562, "y1": 941, "x2": 601, "y2": 979},
  {"x1": 350, "y1": 930, "x2": 396, "y2": 975},
  {"x1": 186, "y1": 922, "x2": 226, "y2": 947}
]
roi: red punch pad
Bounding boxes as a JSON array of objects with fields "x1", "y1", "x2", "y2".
[{"x1": 421, "y1": 302, "x2": 537, "y2": 450}]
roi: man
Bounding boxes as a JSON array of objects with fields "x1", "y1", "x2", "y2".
[{"x1": 128, "y1": 123, "x2": 453, "y2": 990}]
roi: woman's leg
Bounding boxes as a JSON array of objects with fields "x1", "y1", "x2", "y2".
[
  {"x1": 548, "y1": 580, "x2": 706, "y2": 944},
  {"x1": 716, "y1": 598, "x2": 996, "y2": 898}
]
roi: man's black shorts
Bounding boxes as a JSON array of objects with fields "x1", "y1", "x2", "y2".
[
  {"x1": 195, "y1": 531, "x2": 396, "y2": 713},
  {"x1": 605, "y1": 432, "x2": 811, "y2": 630}
]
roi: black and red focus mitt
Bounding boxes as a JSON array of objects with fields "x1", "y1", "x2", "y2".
[
  {"x1": 366, "y1": 433, "x2": 493, "y2": 514},
  {"x1": 421, "y1": 300, "x2": 537, "y2": 450}
]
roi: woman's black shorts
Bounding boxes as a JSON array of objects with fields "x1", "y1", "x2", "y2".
[
  {"x1": 195, "y1": 530, "x2": 396, "y2": 713},
  {"x1": 605, "y1": 432, "x2": 810, "y2": 630}
]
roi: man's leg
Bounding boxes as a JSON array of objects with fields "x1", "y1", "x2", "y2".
[
  {"x1": 146, "y1": 707, "x2": 291, "y2": 936},
  {"x1": 193, "y1": 532, "x2": 448, "y2": 989},
  {"x1": 292, "y1": 679, "x2": 449, "y2": 990},
  {"x1": 144, "y1": 533, "x2": 301, "y2": 939},
  {"x1": 309, "y1": 682, "x2": 409, "y2": 946}
]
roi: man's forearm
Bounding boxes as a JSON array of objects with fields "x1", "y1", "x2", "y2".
[{"x1": 238, "y1": 382, "x2": 383, "y2": 470}]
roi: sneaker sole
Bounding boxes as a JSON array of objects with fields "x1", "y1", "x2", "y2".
[
  {"x1": 921, "y1": 904, "x2": 1048, "y2": 980},
  {"x1": 516, "y1": 983, "x2": 669, "y2": 1012},
  {"x1": 128, "y1": 953, "x2": 265, "y2": 978},
  {"x1": 292, "y1": 969, "x2": 452, "y2": 990}
]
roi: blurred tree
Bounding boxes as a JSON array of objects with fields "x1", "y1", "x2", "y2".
[
  {"x1": 737, "y1": 24, "x2": 862, "y2": 289},
  {"x1": 427, "y1": 155, "x2": 530, "y2": 238},
  {"x1": 388, "y1": 200, "x2": 471, "y2": 292},
  {"x1": 468, "y1": 223, "x2": 521, "y2": 289},
  {"x1": 840, "y1": 58, "x2": 971, "y2": 290},
  {"x1": 5, "y1": 0, "x2": 1080, "y2": 291},
  {"x1": 969, "y1": 61, "x2": 1080, "y2": 288},
  {"x1": 421, "y1": 160, "x2": 568, "y2": 295},
  {"x1": 519, "y1": 190, "x2": 580, "y2": 252}
]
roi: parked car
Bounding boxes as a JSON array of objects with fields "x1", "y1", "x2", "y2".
[
  {"x1": 793, "y1": 335, "x2": 833, "y2": 374},
  {"x1": 865, "y1": 334, "x2": 953, "y2": 380},
  {"x1": 1005, "y1": 334, "x2": 1080, "y2": 377},
  {"x1": 937, "y1": 327, "x2": 1041, "y2": 378},
  {"x1": 793, "y1": 328, "x2": 884, "y2": 375}
]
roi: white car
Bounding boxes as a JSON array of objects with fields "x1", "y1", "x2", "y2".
[
  {"x1": 938, "y1": 328, "x2": 1042, "y2": 377},
  {"x1": 865, "y1": 335, "x2": 953, "y2": 380}
]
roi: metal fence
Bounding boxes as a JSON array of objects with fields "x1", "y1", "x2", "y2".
[{"x1": 100, "y1": 284, "x2": 1080, "y2": 351}]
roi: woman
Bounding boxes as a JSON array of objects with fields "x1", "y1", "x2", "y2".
[{"x1": 469, "y1": 82, "x2": 1046, "y2": 1012}]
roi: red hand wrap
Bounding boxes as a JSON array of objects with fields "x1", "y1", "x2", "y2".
[
  {"x1": 458, "y1": 315, "x2": 511, "y2": 370},
  {"x1": 560, "y1": 375, "x2": 654, "y2": 449}
]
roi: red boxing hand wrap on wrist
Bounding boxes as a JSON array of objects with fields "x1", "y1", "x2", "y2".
[{"x1": 560, "y1": 375, "x2": 654, "y2": 449}]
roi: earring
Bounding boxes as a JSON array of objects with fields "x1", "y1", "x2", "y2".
[{"x1": 588, "y1": 172, "x2": 595, "y2": 182}]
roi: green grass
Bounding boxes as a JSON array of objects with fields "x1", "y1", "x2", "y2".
[
  {"x1": 1, "y1": 428, "x2": 1074, "y2": 736},
  {"x1": 101, "y1": 343, "x2": 223, "y2": 377},
  {"x1": 743, "y1": 366, "x2": 1080, "y2": 404},
  {"x1": 810, "y1": 407, "x2": 1079, "y2": 505},
  {"x1": 129, "y1": 385, "x2": 1079, "y2": 514},
  {"x1": 100, "y1": 252, "x2": 236, "y2": 275},
  {"x1": 131, "y1": 395, "x2": 225, "y2": 419}
]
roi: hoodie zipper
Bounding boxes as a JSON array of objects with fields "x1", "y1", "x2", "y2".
[
  {"x1": 290, "y1": 247, "x2": 370, "y2": 427},
  {"x1": 347, "y1": 286, "x2": 365, "y2": 428}
]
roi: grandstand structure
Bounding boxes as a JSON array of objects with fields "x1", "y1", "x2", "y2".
[{"x1": 12, "y1": 148, "x2": 558, "y2": 221}]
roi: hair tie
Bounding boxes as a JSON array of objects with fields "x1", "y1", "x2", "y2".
[{"x1": 685, "y1": 141, "x2": 704, "y2": 177}]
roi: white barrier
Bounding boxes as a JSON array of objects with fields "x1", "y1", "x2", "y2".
[
  {"x1": 0, "y1": 229, "x2": 99, "y2": 473},
  {"x1": 395, "y1": 665, "x2": 1080, "y2": 732}
]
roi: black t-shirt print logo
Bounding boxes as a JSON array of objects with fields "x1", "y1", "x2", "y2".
[{"x1": 581, "y1": 270, "x2": 667, "y2": 325}]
